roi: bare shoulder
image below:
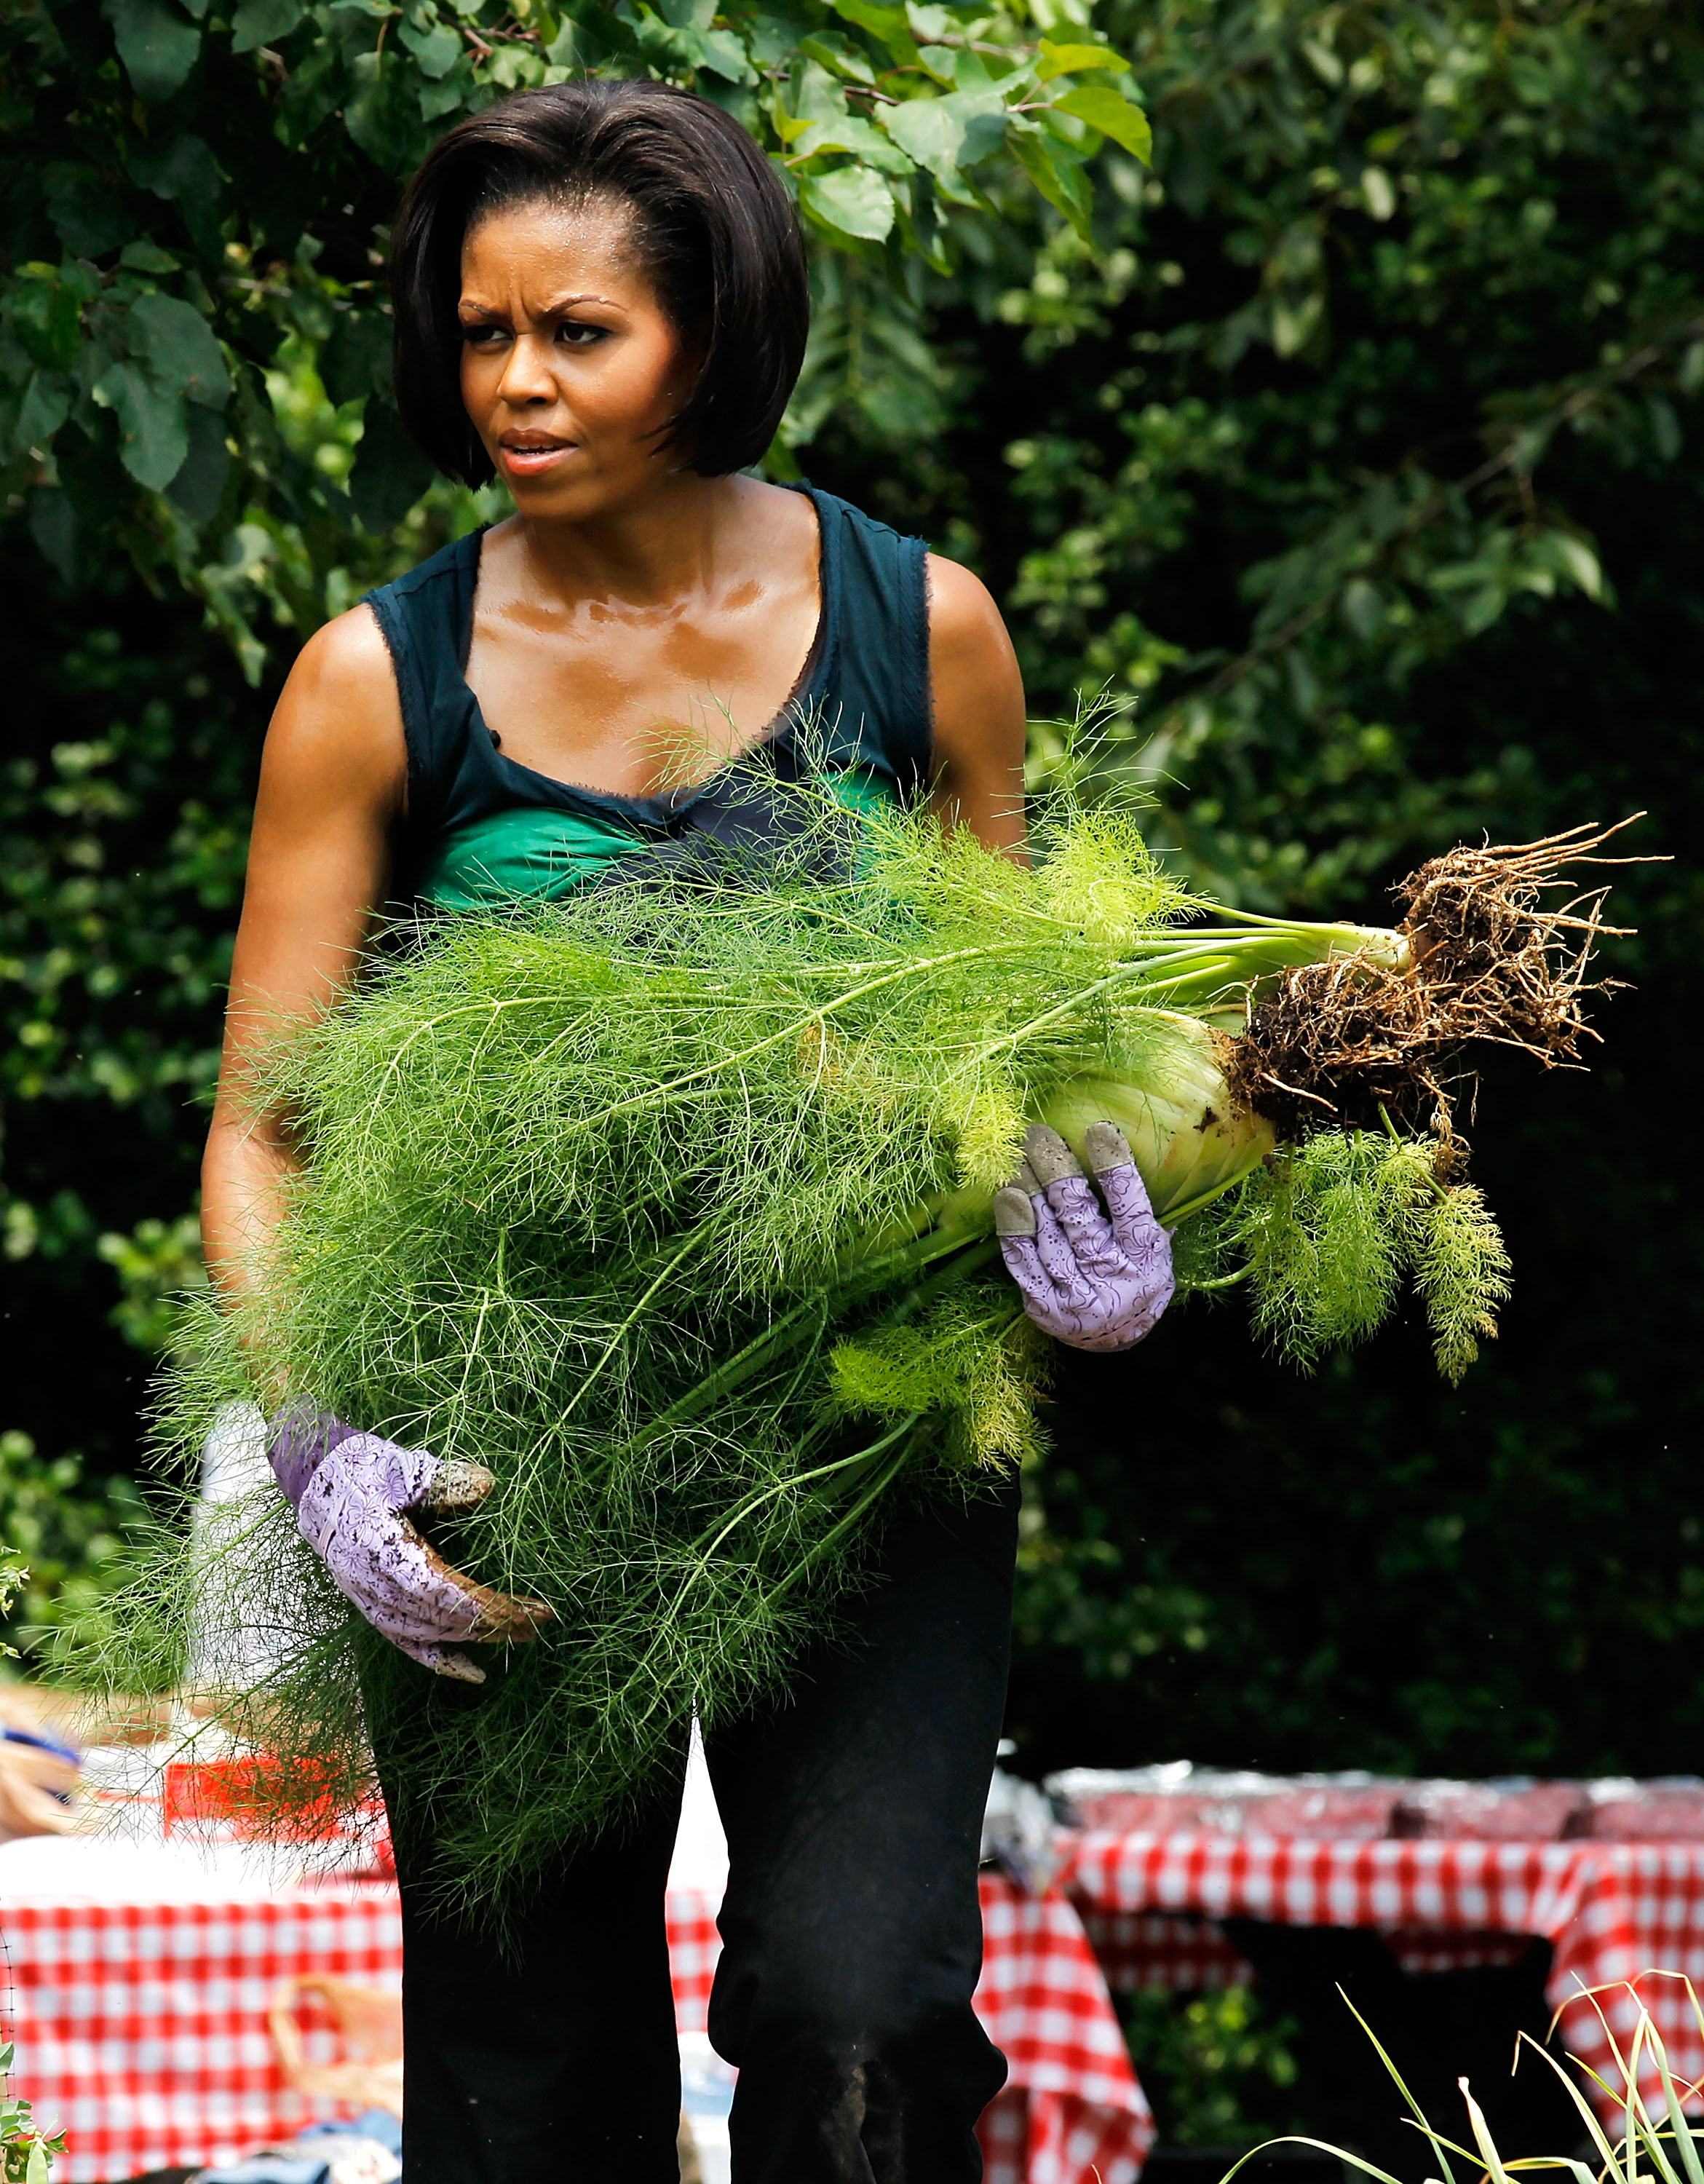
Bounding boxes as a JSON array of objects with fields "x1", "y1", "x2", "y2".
[
  {"x1": 926, "y1": 552, "x2": 1009, "y2": 647},
  {"x1": 926, "y1": 552, "x2": 1023, "y2": 706},
  {"x1": 230, "y1": 602, "x2": 403, "y2": 1048},
  {"x1": 261, "y1": 604, "x2": 405, "y2": 806},
  {"x1": 279, "y1": 602, "x2": 397, "y2": 717},
  {"x1": 923, "y1": 555, "x2": 1027, "y2": 854}
]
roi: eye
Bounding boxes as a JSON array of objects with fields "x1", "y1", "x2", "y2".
[
  {"x1": 557, "y1": 322, "x2": 609, "y2": 349},
  {"x1": 459, "y1": 323, "x2": 507, "y2": 348}
]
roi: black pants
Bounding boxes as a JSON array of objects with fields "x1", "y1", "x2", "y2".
[{"x1": 387, "y1": 1481, "x2": 1020, "y2": 2183}]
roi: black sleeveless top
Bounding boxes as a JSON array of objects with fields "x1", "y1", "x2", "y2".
[{"x1": 366, "y1": 486, "x2": 931, "y2": 908}]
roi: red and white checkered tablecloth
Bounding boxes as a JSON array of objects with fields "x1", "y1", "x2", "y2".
[
  {"x1": 1063, "y1": 1829, "x2": 1704, "y2": 2118},
  {"x1": 1077, "y1": 1907, "x2": 1534, "y2": 1991},
  {"x1": 975, "y1": 1875, "x2": 1155, "y2": 2184},
  {"x1": 2, "y1": 1877, "x2": 1146, "y2": 2184},
  {"x1": 0, "y1": 1887, "x2": 405, "y2": 2184},
  {"x1": 665, "y1": 1873, "x2": 1152, "y2": 2184}
]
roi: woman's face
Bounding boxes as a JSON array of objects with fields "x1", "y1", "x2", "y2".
[{"x1": 458, "y1": 195, "x2": 694, "y2": 521}]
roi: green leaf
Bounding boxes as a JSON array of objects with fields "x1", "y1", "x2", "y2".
[
  {"x1": 418, "y1": 50, "x2": 473, "y2": 119},
  {"x1": 693, "y1": 25, "x2": 754, "y2": 82},
  {"x1": 905, "y1": 1, "x2": 950, "y2": 39},
  {"x1": 128, "y1": 130, "x2": 220, "y2": 199},
  {"x1": 12, "y1": 266, "x2": 95, "y2": 374},
  {"x1": 12, "y1": 373, "x2": 73, "y2": 457},
  {"x1": 348, "y1": 398, "x2": 436, "y2": 533},
  {"x1": 119, "y1": 241, "x2": 181, "y2": 272},
  {"x1": 796, "y1": 113, "x2": 913, "y2": 174},
  {"x1": 881, "y1": 95, "x2": 965, "y2": 183},
  {"x1": 71, "y1": 332, "x2": 118, "y2": 432},
  {"x1": 94, "y1": 360, "x2": 189, "y2": 492},
  {"x1": 231, "y1": 0, "x2": 307, "y2": 48},
  {"x1": 1300, "y1": 34, "x2": 1342, "y2": 85},
  {"x1": 1339, "y1": 577, "x2": 1385, "y2": 641},
  {"x1": 44, "y1": 165, "x2": 134, "y2": 258},
  {"x1": 943, "y1": 44, "x2": 988, "y2": 91},
  {"x1": 1646, "y1": 392, "x2": 1682, "y2": 464},
  {"x1": 943, "y1": 86, "x2": 1007, "y2": 169},
  {"x1": 396, "y1": 13, "x2": 461, "y2": 74},
  {"x1": 345, "y1": 46, "x2": 429, "y2": 169},
  {"x1": 23, "y1": 491, "x2": 76, "y2": 582},
  {"x1": 1360, "y1": 164, "x2": 1396, "y2": 221},
  {"x1": 629, "y1": 4, "x2": 716, "y2": 74},
  {"x1": 127, "y1": 131, "x2": 226, "y2": 264},
  {"x1": 1050, "y1": 82, "x2": 1151, "y2": 163},
  {"x1": 827, "y1": 0, "x2": 918, "y2": 65},
  {"x1": 1009, "y1": 124, "x2": 1093, "y2": 237},
  {"x1": 798, "y1": 33, "x2": 873, "y2": 84},
  {"x1": 319, "y1": 307, "x2": 393, "y2": 405},
  {"x1": 769, "y1": 90, "x2": 812, "y2": 146},
  {"x1": 125, "y1": 293, "x2": 231, "y2": 409},
  {"x1": 486, "y1": 43, "x2": 543, "y2": 88},
  {"x1": 277, "y1": 33, "x2": 346, "y2": 146},
  {"x1": 795, "y1": 59, "x2": 850, "y2": 124},
  {"x1": 1271, "y1": 288, "x2": 1323, "y2": 357},
  {"x1": 798, "y1": 164, "x2": 895, "y2": 242},
  {"x1": 103, "y1": 0, "x2": 202, "y2": 100},
  {"x1": 1037, "y1": 39, "x2": 1129, "y2": 81},
  {"x1": 745, "y1": 10, "x2": 798, "y2": 66},
  {"x1": 165, "y1": 403, "x2": 231, "y2": 526},
  {"x1": 1532, "y1": 529, "x2": 1606, "y2": 603}
]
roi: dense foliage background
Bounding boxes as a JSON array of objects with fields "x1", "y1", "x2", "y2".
[{"x1": 4, "y1": 0, "x2": 1702, "y2": 1805}]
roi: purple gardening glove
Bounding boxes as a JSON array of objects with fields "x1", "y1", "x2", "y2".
[
  {"x1": 993, "y1": 1122, "x2": 1175, "y2": 1353},
  {"x1": 269, "y1": 1412, "x2": 552, "y2": 1683}
]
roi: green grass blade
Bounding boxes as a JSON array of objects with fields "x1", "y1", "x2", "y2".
[
  {"x1": 1512, "y1": 2030, "x2": 1623, "y2": 2173},
  {"x1": 1334, "y1": 1985, "x2": 1475, "y2": 2180}
]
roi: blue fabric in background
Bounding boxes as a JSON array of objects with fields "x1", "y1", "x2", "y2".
[
  {"x1": 194, "y1": 2108, "x2": 402, "y2": 2184},
  {"x1": 299, "y1": 2113, "x2": 402, "y2": 2157},
  {"x1": 1, "y1": 1724, "x2": 79, "y2": 1803}
]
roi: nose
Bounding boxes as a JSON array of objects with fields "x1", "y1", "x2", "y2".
[{"x1": 495, "y1": 329, "x2": 558, "y2": 408}]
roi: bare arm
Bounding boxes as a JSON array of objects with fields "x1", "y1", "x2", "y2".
[
  {"x1": 204, "y1": 613, "x2": 552, "y2": 1668},
  {"x1": 925, "y1": 553, "x2": 1029, "y2": 859},
  {"x1": 202, "y1": 607, "x2": 405, "y2": 1325}
]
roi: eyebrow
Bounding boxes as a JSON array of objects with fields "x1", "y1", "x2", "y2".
[{"x1": 457, "y1": 293, "x2": 623, "y2": 317}]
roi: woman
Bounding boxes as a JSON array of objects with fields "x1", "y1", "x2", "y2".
[{"x1": 205, "y1": 80, "x2": 1171, "y2": 2183}]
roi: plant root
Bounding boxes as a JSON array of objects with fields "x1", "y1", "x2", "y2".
[
  {"x1": 1228, "y1": 818, "x2": 1646, "y2": 1140},
  {"x1": 1227, "y1": 954, "x2": 1450, "y2": 1137}
]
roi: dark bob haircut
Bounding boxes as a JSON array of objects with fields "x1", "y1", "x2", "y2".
[{"x1": 390, "y1": 79, "x2": 809, "y2": 483}]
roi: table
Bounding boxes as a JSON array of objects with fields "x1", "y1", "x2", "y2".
[
  {"x1": 0, "y1": 1886, "x2": 403, "y2": 2184},
  {"x1": 975, "y1": 1877, "x2": 1155, "y2": 2184},
  {"x1": 0, "y1": 1876, "x2": 1150, "y2": 2184},
  {"x1": 1063, "y1": 1829, "x2": 1704, "y2": 2121}
]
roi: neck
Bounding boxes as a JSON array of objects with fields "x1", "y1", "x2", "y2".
[{"x1": 512, "y1": 470, "x2": 750, "y2": 606}]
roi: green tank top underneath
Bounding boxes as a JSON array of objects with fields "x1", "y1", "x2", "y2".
[{"x1": 419, "y1": 766, "x2": 897, "y2": 909}]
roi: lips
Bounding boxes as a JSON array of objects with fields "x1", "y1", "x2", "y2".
[{"x1": 499, "y1": 435, "x2": 575, "y2": 475}]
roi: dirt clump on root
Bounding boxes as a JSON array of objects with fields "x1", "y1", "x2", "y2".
[
  {"x1": 1227, "y1": 955, "x2": 1448, "y2": 1138},
  {"x1": 1228, "y1": 821, "x2": 1644, "y2": 1143}
]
